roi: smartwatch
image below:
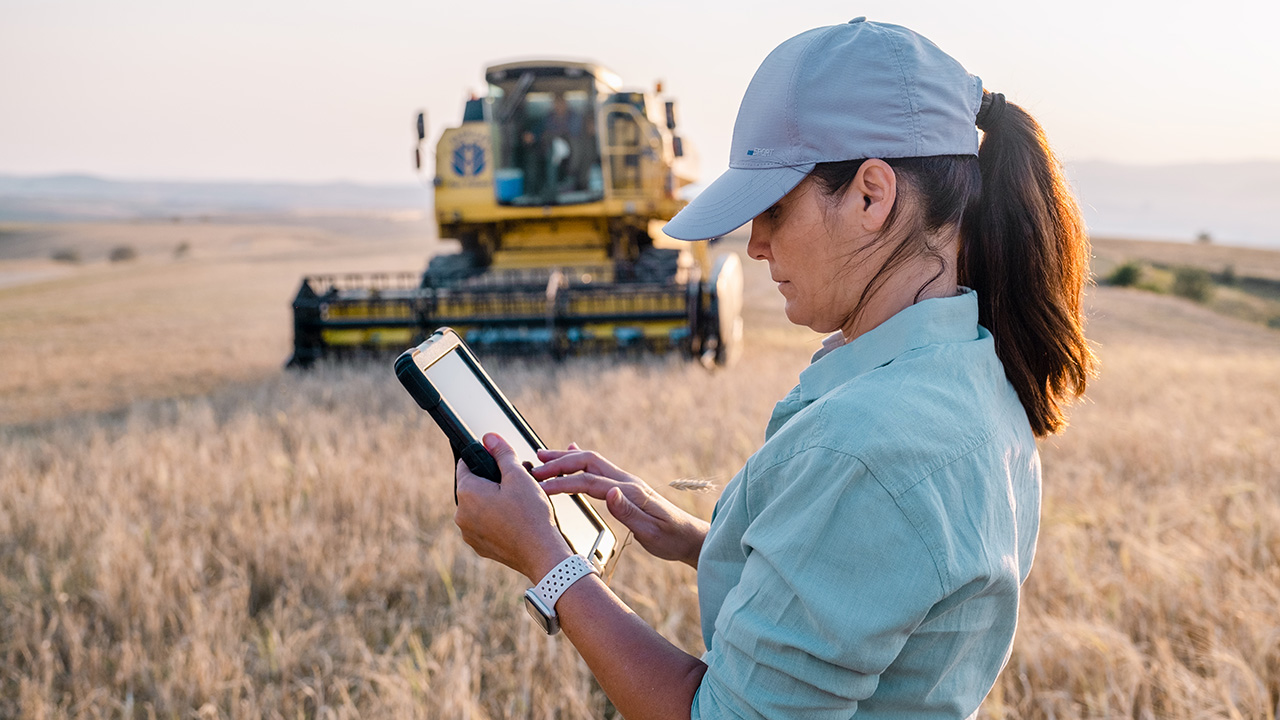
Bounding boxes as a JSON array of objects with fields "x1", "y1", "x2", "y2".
[{"x1": 524, "y1": 554, "x2": 598, "y2": 635}]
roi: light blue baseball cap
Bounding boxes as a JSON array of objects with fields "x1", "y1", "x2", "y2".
[{"x1": 663, "y1": 18, "x2": 983, "y2": 241}]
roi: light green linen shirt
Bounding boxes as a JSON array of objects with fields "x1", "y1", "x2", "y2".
[{"x1": 693, "y1": 290, "x2": 1040, "y2": 719}]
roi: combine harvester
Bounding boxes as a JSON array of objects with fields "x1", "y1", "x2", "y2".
[{"x1": 288, "y1": 60, "x2": 743, "y2": 367}]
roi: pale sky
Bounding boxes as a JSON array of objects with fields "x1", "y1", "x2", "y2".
[{"x1": 2, "y1": 0, "x2": 1278, "y2": 185}]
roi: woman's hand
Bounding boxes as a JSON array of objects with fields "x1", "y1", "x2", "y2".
[
  {"x1": 454, "y1": 433, "x2": 573, "y2": 583},
  {"x1": 533, "y1": 446, "x2": 709, "y2": 569},
  {"x1": 459, "y1": 440, "x2": 711, "y2": 718}
]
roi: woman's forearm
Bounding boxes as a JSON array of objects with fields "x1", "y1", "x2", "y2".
[
  {"x1": 556, "y1": 573, "x2": 708, "y2": 720},
  {"x1": 457, "y1": 438, "x2": 709, "y2": 717}
]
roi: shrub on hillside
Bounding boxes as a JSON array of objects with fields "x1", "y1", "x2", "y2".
[
  {"x1": 1172, "y1": 266, "x2": 1214, "y2": 303},
  {"x1": 1106, "y1": 261, "x2": 1144, "y2": 287},
  {"x1": 108, "y1": 245, "x2": 138, "y2": 263},
  {"x1": 50, "y1": 248, "x2": 81, "y2": 263}
]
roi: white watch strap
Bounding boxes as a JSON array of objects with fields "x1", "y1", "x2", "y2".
[{"x1": 531, "y1": 554, "x2": 597, "y2": 611}]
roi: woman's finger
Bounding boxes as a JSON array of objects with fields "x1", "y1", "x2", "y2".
[
  {"x1": 456, "y1": 458, "x2": 497, "y2": 500},
  {"x1": 533, "y1": 444, "x2": 590, "y2": 466},
  {"x1": 538, "y1": 472, "x2": 612, "y2": 499},
  {"x1": 532, "y1": 450, "x2": 622, "y2": 481},
  {"x1": 605, "y1": 486, "x2": 658, "y2": 537},
  {"x1": 605, "y1": 486, "x2": 638, "y2": 521},
  {"x1": 530, "y1": 455, "x2": 576, "y2": 480},
  {"x1": 482, "y1": 433, "x2": 530, "y2": 479}
]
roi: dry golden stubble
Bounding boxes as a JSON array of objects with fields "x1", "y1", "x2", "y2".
[{"x1": 3, "y1": 217, "x2": 1280, "y2": 717}]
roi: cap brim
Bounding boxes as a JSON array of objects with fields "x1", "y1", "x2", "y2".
[{"x1": 663, "y1": 164, "x2": 812, "y2": 241}]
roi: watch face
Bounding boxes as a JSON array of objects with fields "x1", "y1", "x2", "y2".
[{"x1": 524, "y1": 590, "x2": 558, "y2": 635}]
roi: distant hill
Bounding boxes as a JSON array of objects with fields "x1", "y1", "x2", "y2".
[
  {"x1": 1066, "y1": 160, "x2": 1280, "y2": 248},
  {"x1": 0, "y1": 175, "x2": 428, "y2": 222},
  {"x1": 2, "y1": 162, "x2": 1277, "y2": 248}
]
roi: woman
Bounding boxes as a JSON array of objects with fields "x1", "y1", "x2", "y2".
[{"x1": 454, "y1": 18, "x2": 1093, "y2": 719}]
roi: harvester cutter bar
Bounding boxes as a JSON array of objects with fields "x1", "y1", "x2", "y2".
[{"x1": 289, "y1": 269, "x2": 699, "y2": 366}]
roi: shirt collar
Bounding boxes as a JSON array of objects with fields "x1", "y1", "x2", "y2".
[{"x1": 797, "y1": 289, "x2": 981, "y2": 402}]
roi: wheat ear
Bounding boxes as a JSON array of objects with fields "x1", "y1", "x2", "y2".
[{"x1": 668, "y1": 477, "x2": 718, "y2": 493}]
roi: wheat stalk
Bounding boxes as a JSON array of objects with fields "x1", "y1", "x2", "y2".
[{"x1": 668, "y1": 477, "x2": 718, "y2": 493}]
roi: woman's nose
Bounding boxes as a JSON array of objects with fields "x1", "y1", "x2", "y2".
[{"x1": 747, "y1": 224, "x2": 770, "y2": 261}]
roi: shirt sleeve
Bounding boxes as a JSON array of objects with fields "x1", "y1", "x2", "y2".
[{"x1": 692, "y1": 446, "x2": 945, "y2": 720}]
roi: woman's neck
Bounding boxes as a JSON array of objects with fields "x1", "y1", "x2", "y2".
[{"x1": 839, "y1": 236, "x2": 960, "y2": 344}]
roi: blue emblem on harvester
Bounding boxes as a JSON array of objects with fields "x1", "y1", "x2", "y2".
[{"x1": 452, "y1": 142, "x2": 486, "y2": 176}]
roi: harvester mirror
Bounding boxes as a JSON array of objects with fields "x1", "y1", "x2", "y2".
[
  {"x1": 664, "y1": 101, "x2": 677, "y2": 130},
  {"x1": 416, "y1": 111, "x2": 426, "y2": 141},
  {"x1": 672, "y1": 136, "x2": 684, "y2": 158}
]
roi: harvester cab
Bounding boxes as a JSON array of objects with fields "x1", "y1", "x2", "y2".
[{"x1": 289, "y1": 60, "x2": 742, "y2": 367}]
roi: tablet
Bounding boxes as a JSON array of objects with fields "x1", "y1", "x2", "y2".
[{"x1": 394, "y1": 328, "x2": 618, "y2": 570}]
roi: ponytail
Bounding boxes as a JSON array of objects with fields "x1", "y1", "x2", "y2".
[
  {"x1": 960, "y1": 92, "x2": 1095, "y2": 436},
  {"x1": 810, "y1": 92, "x2": 1094, "y2": 436}
]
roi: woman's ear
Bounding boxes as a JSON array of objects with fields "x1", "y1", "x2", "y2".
[{"x1": 846, "y1": 159, "x2": 897, "y2": 233}]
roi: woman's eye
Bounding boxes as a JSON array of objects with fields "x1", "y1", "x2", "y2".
[{"x1": 763, "y1": 204, "x2": 781, "y2": 220}]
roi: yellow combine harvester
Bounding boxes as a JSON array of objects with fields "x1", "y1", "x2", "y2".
[{"x1": 288, "y1": 60, "x2": 743, "y2": 367}]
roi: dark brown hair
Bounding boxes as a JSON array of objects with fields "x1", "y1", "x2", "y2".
[{"x1": 810, "y1": 94, "x2": 1095, "y2": 436}]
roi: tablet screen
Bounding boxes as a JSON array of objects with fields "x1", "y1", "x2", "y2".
[
  {"x1": 424, "y1": 350, "x2": 541, "y2": 467},
  {"x1": 423, "y1": 348, "x2": 609, "y2": 560}
]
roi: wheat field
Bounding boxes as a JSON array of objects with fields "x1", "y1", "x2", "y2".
[{"x1": 1, "y1": 219, "x2": 1278, "y2": 718}]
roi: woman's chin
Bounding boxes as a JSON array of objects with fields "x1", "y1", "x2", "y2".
[
  {"x1": 785, "y1": 308, "x2": 843, "y2": 336},
  {"x1": 782, "y1": 305, "x2": 818, "y2": 332},
  {"x1": 781, "y1": 303, "x2": 802, "y2": 326}
]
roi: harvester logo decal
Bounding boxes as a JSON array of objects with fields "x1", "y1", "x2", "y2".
[{"x1": 452, "y1": 142, "x2": 486, "y2": 177}]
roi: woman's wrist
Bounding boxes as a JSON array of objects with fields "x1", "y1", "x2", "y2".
[
  {"x1": 681, "y1": 517, "x2": 710, "y2": 568},
  {"x1": 522, "y1": 536, "x2": 575, "y2": 584}
]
